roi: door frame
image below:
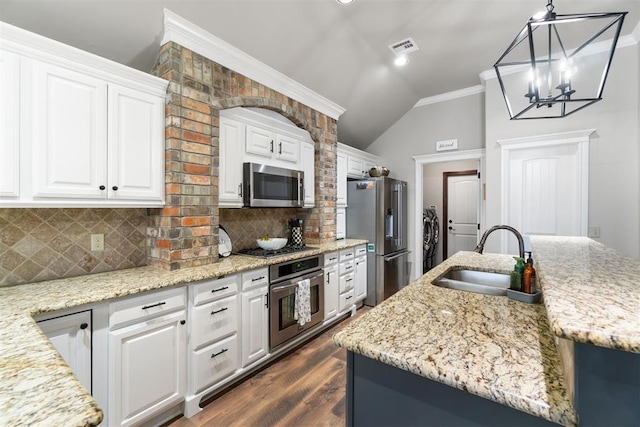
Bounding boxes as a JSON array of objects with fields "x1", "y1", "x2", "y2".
[
  {"x1": 497, "y1": 129, "x2": 593, "y2": 253},
  {"x1": 412, "y1": 149, "x2": 485, "y2": 281},
  {"x1": 442, "y1": 170, "x2": 478, "y2": 260}
]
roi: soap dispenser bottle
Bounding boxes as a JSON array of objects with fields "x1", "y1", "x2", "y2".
[
  {"x1": 523, "y1": 252, "x2": 536, "y2": 294},
  {"x1": 510, "y1": 257, "x2": 525, "y2": 291}
]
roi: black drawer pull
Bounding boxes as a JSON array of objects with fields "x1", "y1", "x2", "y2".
[
  {"x1": 80, "y1": 323, "x2": 89, "y2": 330},
  {"x1": 346, "y1": 278, "x2": 353, "y2": 282},
  {"x1": 99, "y1": 185, "x2": 105, "y2": 190},
  {"x1": 211, "y1": 348, "x2": 228, "y2": 358},
  {"x1": 346, "y1": 295, "x2": 353, "y2": 300},
  {"x1": 112, "y1": 186, "x2": 118, "y2": 191},
  {"x1": 211, "y1": 286, "x2": 229, "y2": 293},
  {"x1": 345, "y1": 265, "x2": 352, "y2": 270},
  {"x1": 251, "y1": 276, "x2": 265, "y2": 282},
  {"x1": 141, "y1": 301, "x2": 166, "y2": 310},
  {"x1": 211, "y1": 307, "x2": 228, "y2": 315}
]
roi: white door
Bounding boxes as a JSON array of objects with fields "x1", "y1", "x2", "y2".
[
  {"x1": 336, "y1": 207, "x2": 346, "y2": 239},
  {"x1": 505, "y1": 143, "x2": 587, "y2": 254},
  {"x1": 109, "y1": 310, "x2": 186, "y2": 427},
  {"x1": 241, "y1": 286, "x2": 268, "y2": 367},
  {"x1": 107, "y1": 84, "x2": 164, "y2": 202},
  {"x1": 245, "y1": 124, "x2": 275, "y2": 160},
  {"x1": 354, "y1": 256, "x2": 367, "y2": 302},
  {"x1": 219, "y1": 117, "x2": 245, "y2": 207},
  {"x1": 336, "y1": 152, "x2": 347, "y2": 207},
  {"x1": 38, "y1": 310, "x2": 92, "y2": 393},
  {"x1": 0, "y1": 49, "x2": 20, "y2": 198},
  {"x1": 446, "y1": 173, "x2": 479, "y2": 258},
  {"x1": 31, "y1": 60, "x2": 108, "y2": 199}
]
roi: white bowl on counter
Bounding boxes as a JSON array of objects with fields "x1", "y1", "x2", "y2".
[{"x1": 256, "y1": 238, "x2": 288, "y2": 250}]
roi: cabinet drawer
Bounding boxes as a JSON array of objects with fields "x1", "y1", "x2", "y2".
[
  {"x1": 340, "y1": 248, "x2": 355, "y2": 261},
  {"x1": 339, "y1": 272, "x2": 355, "y2": 293},
  {"x1": 242, "y1": 268, "x2": 269, "y2": 292},
  {"x1": 324, "y1": 251, "x2": 339, "y2": 266},
  {"x1": 109, "y1": 287, "x2": 185, "y2": 329},
  {"x1": 191, "y1": 334, "x2": 239, "y2": 394},
  {"x1": 192, "y1": 275, "x2": 239, "y2": 306},
  {"x1": 339, "y1": 259, "x2": 354, "y2": 276},
  {"x1": 191, "y1": 294, "x2": 239, "y2": 349},
  {"x1": 355, "y1": 245, "x2": 367, "y2": 257},
  {"x1": 339, "y1": 289, "x2": 355, "y2": 312}
]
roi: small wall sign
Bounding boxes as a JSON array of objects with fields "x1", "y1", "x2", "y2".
[{"x1": 435, "y1": 139, "x2": 458, "y2": 152}]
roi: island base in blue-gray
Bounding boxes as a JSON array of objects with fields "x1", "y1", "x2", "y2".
[{"x1": 346, "y1": 351, "x2": 557, "y2": 427}]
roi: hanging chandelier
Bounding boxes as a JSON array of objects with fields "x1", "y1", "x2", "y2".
[{"x1": 493, "y1": 1, "x2": 627, "y2": 120}]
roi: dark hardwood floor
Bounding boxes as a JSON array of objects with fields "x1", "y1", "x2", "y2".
[{"x1": 168, "y1": 307, "x2": 369, "y2": 427}]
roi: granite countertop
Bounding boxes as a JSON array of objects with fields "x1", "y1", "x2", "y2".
[
  {"x1": 0, "y1": 239, "x2": 367, "y2": 427},
  {"x1": 530, "y1": 236, "x2": 640, "y2": 354},
  {"x1": 333, "y1": 251, "x2": 577, "y2": 426}
]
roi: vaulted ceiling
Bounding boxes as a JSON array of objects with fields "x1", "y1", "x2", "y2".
[{"x1": 1, "y1": 0, "x2": 639, "y2": 150}]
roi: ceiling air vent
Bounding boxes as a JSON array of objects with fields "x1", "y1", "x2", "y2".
[{"x1": 388, "y1": 37, "x2": 419, "y2": 55}]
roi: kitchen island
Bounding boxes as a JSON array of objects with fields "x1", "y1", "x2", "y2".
[
  {"x1": 0, "y1": 239, "x2": 366, "y2": 426},
  {"x1": 333, "y1": 237, "x2": 640, "y2": 426}
]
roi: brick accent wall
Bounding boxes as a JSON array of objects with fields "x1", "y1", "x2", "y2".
[{"x1": 148, "y1": 42, "x2": 337, "y2": 270}]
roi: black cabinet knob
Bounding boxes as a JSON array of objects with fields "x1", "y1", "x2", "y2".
[
  {"x1": 99, "y1": 185, "x2": 106, "y2": 190},
  {"x1": 180, "y1": 320, "x2": 186, "y2": 325},
  {"x1": 80, "y1": 323, "x2": 88, "y2": 330},
  {"x1": 112, "y1": 186, "x2": 118, "y2": 191}
]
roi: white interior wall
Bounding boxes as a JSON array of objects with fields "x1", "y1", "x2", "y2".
[
  {"x1": 484, "y1": 44, "x2": 640, "y2": 258},
  {"x1": 367, "y1": 93, "x2": 485, "y2": 278},
  {"x1": 422, "y1": 159, "x2": 478, "y2": 267}
]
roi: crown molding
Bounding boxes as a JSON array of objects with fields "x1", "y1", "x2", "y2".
[
  {"x1": 413, "y1": 85, "x2": 485, "y2": 108},
  {"x1": 161, "y1": 9, "x2": 346, "y2": 120},
  {"x1": 0, "y1": 21, "x2": 168, "y2": 94}
]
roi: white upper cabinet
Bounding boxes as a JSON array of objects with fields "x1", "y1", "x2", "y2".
[
  {"x1": 338, "y1": 142, "x2": 381, "y2": 180},
  {"x1": 0, "y1": 22, "x2": 168, "y2": 207},
  {"x1": 0, "y1": 49, "x2": 20, "y2": 198},
  {"x1": 219, "y1": 117, "x2": 245, "y2": 207},
  {"x1": 107, "y1": 84, "x2": 164, "y2": 202},
  {"x1": 32, "y1": 61, "x2": 108, "y2": 199},
  {"x1": 245, "y1": 124, "x2": 276, "y2": 160},
  {"x1": 336, "y1": 150, "x2": 347, "y2": 207},
  {"x1": 275, "y1": 134, "x2": 300, "y2": 164},
  {"x1": 245, "y1": 123, "x2": 299, "y2": 165},
  {"x1": 300, "y1": 140, "x2": 315, "y2": 207}
]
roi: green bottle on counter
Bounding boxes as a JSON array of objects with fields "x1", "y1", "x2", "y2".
[{"x1": 510, "y1": 257, "x2": 525, "y2": 291}]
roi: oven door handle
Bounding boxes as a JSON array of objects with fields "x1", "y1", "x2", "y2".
[{"x1": 271, "y1": 271, "x2": 323, "y2": 292}]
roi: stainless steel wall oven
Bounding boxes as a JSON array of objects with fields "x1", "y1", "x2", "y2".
[{"x1": 269, "y1": 254, "x2": 324, "y2": 351}]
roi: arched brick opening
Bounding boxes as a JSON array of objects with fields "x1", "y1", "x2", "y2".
[{"x1": 148, "y1": 42, "x2": 337, "y2": 270}]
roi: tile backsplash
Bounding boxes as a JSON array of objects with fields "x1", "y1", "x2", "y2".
[
  {"x1": 0, "y1": 208, "x2": 147, "y2": 287},
  {"x1": 220, "y1": 208, "x2": 307, "y2": 252}
]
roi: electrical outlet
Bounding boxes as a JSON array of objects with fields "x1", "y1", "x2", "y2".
[
  {"x1": 91, "y1": 234, "x2": 104, "y2": 251},
  {"x1": 588, "y1": 226, "x2": 600, "y2": 238}
]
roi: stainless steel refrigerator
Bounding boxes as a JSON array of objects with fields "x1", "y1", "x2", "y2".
[{"x1": 346, "y1": 177, "x2": 410, "y2": 306}]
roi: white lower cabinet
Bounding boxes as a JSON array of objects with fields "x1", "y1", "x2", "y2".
[
  {"x1": 186, "y1": 275, "x2": 240, "y2": 411},
  {"x1": 336, "y1": 207, "x2": 346, "y2": 239},
  {"x1": 323, "y1": 251, "x2": 339, "y2": 321},
  {"x1": 338, "y1": 248, "x2": 356, "y2": 313},
  {"x1": 241, "y1": 285, "x2": 269, "y2": 367},
  {"x1": 354, "y1": 245, "x2": 368, "y2": 303},
  {"x1": 37, "y1": 310, "x2": 92, "y2": 393},
  {"x1": 108, "y1": 287, "x2": 187, "y2": 427}
]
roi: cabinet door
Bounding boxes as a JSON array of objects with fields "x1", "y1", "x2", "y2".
[
  {"x1": 219, "y1": 118, "x2": 245, "y2": 207},
  {"x1": 31, "y1": 61, "x2": 108, "y2": 199},
  {"x1": 336, "y1": 207, "x2": 346, "y2": 239},
  {"x1": 109, "y1": 310, "x2": 186, "y2": 427},
  {"x1": 347, "y1": 155, "x2": 366, "y2": 178},
  {"x1": 300, "y1": 140, "x2": 315, "y2": 207},
  {"x1": 355, "y1": 256, "x2": 367, "y2": 302},
  {"x1": 245, "y1": 124, "x2": 275, "y2": 160},
  {"x1": 241, "y1": 286, "x2": 268, "y2": 367},
  {"x1": 38, "y1": 310, "x2": 92, "y2": 393},
  {"x1": 324, "y1": 265, "x2": 339, "y2": 320},
  {"x1": 107, "y1": 84, "x2": 164, "y2": 203},
  {"x1": 336, "y1": 151, "x2": 347, "y2": 207},
  {"x1": 276, "y1": 134, "x2": 300, "y2": 164},
  {"x1": 0, "y1": 49, "x2": 20, "y2": 198}
]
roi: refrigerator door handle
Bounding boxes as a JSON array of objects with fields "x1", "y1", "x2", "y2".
[
  {"x1": 384, "y1": 250, "x2": 410, "y2": 261},
  {"x1": 396, "y1": 183, "x2": 403, "y2": 248}
]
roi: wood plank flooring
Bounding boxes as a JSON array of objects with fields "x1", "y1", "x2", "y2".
[{"x1": 167, "y1": 307, "x2": 369, "y2": 427}]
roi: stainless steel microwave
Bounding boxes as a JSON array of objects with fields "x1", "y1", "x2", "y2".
[{"x1": 243, "y1": 163, "x2": 304, "y2": 208}]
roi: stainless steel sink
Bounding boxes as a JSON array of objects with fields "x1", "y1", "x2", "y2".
[{"x1": 432, "y1": 269, "x2": 511, "y2": 296}]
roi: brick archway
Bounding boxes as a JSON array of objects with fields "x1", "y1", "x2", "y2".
[{"x1": 148, "y1": 42, "x2": 337, "y2": 270}]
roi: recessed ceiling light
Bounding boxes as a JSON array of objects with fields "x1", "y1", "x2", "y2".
[
  {"x1": 336, "y1": 0, "x2": 354, "y2": 4},
  {"x1": 394, "y1": 55, "x2": 409, "y2": 67}
]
